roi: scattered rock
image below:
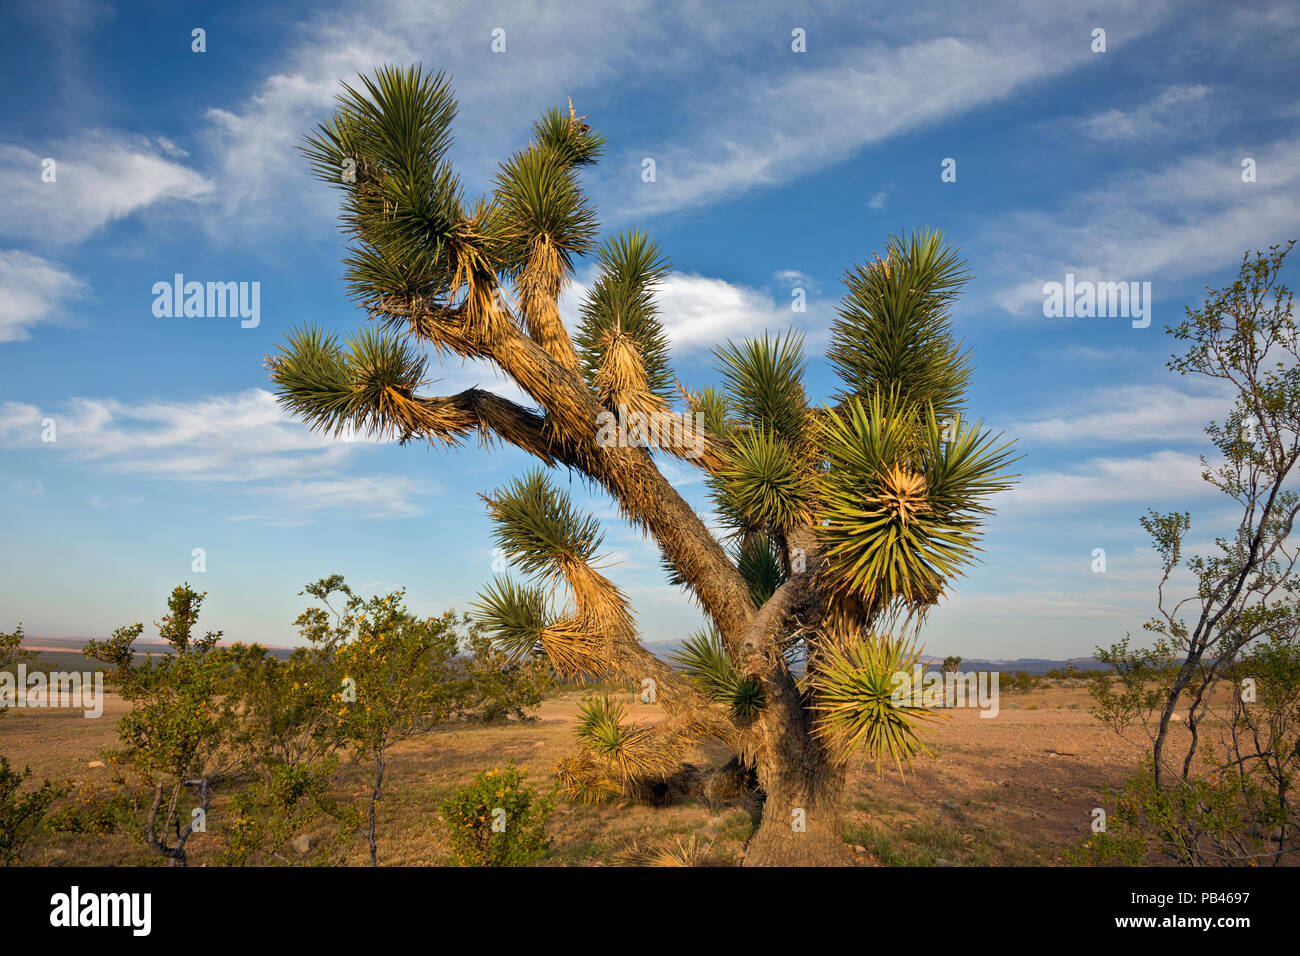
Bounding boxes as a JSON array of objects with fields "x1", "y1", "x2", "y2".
[
  {"x1": 941, "y1": 800, "x2": 959, "y2": 810},
  {"x1": 291, "y1": 834, "x2": 311, "y2": 855},
  {"x1": 88, "y1": 760, "x2": 106, "y2": 769},
  {"x1": 852, "y1": 845, "x2": 867, "y2": 854}
]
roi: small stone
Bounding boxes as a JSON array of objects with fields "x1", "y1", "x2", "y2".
[
  {"x1": 852, "y1": 845, "x2": 867, "y2": 853},
  {"x1": 942, "y1": 801, "x2": 959, "y2": 810},
  {"x1": 88, "y1": 760, "x2": 107, "y2": 769},
  {"x1": 291, "y1": 834, "x2": 311, "y2": 855}
]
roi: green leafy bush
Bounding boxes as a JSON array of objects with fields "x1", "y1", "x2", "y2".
[
  {"x1": 0, "y1": 756, "x2": 69, "y2": 864},
  {"x1": 440, "y1": 763, "x2": 555, "y2": 866}
]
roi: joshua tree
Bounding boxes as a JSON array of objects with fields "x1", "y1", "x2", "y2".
[{"x1": 270, "y1": 66, "x2": 1018, "y2": 865}]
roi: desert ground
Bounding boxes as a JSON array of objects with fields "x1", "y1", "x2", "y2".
[{"x1": 1, "y1": 676, "x2": 1163, "y2": 866}]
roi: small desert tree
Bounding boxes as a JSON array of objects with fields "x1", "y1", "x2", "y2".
[
  {"x1": 270, "y1": 66, "x2": 1017, "y2": 865},
  {"x1": 87, "y1": 584, "x2": 240, "y2": 866},
  {"x1": 1089, "y1": 243, "x2": 1300, "y2": 864},
  {"x1": 294, "y1": 575, "x2": 463, "y2": 866}
]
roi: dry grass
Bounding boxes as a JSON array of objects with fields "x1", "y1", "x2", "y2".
[{"x1": 3, "y1": 683, "x2": 1162, "y2": 867}]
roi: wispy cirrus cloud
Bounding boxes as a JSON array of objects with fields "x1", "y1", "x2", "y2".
[
  {"x1": 0, "y1": 250, "x2": 88, "y2": 342},
  {"x1": 1008, "y1": 382, "x2": 1233, "y2": 445},
  {"x1": 193, "y1": 0, "x2": 1177, "y2": 231},
  {"x1": 0, "y1": 388, "x2": 433, "y2": 520},
  {"x1": 995, "y1": 449, "x2": 1211, "y2": 515},
  {"x1": 0, "y1": 132, "x2": 211, "y2": 246},
  {"x1": 985, "y1": 134, "x2": 1300, "y2": 316},
  {"x1": 609, "y1": 2, "x2": 1173, "y2": 218},
  {"x1": 1075, "y1": 85, "x2": 1216, "y2": 141}
]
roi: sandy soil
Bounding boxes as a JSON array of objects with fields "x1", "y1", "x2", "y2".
[{"x1": 0, "y1": 682, "x2": 1165, "y2": 866}]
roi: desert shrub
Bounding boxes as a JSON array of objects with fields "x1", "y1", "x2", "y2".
[
  {"x1": 999, "y1": 671, "x2": 1039, "y2": 694},
  {"x1": 220, "y1": 643, "x2": 346, "y2": 776},
  {"x1": 1081, "y1": 639, "x2": 1300, "y2": 865},
  {"x1": 46, "y1": 781, "x2": 137, "y2": 835},
  {"x1": 0, "y1": 756, "x2": 69, "y2": 864},
  {"x1": 440, "y1": 763, "x2": 555, "y2": 866},
  {"x1": 459, "y1": 627, "x2": 553, "y2": 722},
  {"x1": 295, "y1": 575, "x2": 466, "y2": 866},
  {"x1": 219, "y1": 759, "x2": 357, "y2": 866}
]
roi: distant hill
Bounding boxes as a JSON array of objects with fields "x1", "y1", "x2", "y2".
[
  {"x1": 20, "y1": 634, "x2": 296, "y2": 660},
  {"x1": 641, "y1": 639, "x2": 1109, "y2": 675}
]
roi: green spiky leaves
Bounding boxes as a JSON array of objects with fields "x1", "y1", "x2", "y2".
[
  {"x1": 718, "y1": 430, "x2": 811, "y2": 531},
  {"x1": 302, "y1": 65, "x2": 473, "y2": 304},
  {"x1": 816, "y1": 390, "x2": 1019, "y2": 612},
  {"x1": 269, "y1": 324, "x2": 429, "y2": 440},
  {"x1": 669, "y1": 628, "x2": 765, "y2": 722},
  {"x1": 809, "y1": 630, "x2": 938, "y2": 774},
  {"x1": 576, "y1": 231, "x2": 675, "y2": 406},
  {"x1": 568, "y1": 695, "x2": 677, "y2": 794},
  {"x1": 829, "y1": 229, "x2": 973, "y2": 420},
  {"x1": 472, "y1": 577, "x2": 550, "y2": 659},
  {"x1": 492, "y1": 144, "x2": 598, "y2": 278},
  {"x1": 530, "y1": 104, "x2": 606, "y2": 169},
  {"x1": 733, "y1": 535, "x2": 787, "y2": 605},
  {"x1": 714, "y1": 332, "x2": 808, "y2": 442},
  {"x1": 485, "y1": 469, "x2": 605, "y2": 582},
  {"x1": 710, "y1": 333, "x2": 813, "y2": 537}
]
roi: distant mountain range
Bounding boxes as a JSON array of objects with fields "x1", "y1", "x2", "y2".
[
  {"x1": 642, "y1": 640, "x2": 1110, "y2": 675},
  {"x1": 28, "y1": 635, "x2": 1110, "y2": 675},
  {"x1": 21, "y1": 634, "x2": 295, "y2": 660}
]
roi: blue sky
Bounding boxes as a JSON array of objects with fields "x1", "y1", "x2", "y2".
[{"x1": 1, "y1": 0, "x2": 1296, "y2": 659}]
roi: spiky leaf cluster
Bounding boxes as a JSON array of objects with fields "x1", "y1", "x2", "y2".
[
  {"x1": 828, "y1": 229, "x2": 973, "y2": 421},
  {"x1": 575, "y1": 231, "x2": 676, "y2": 405},
  {"x1": 809, "y1": 630, "x2": 940, "y2": 773},
  {"x1": 669, "y1": 629, "x2": 765, "y2": 722},
  {"x1": 816, "y1": 390, "x2": 1019, "y2": 613}
]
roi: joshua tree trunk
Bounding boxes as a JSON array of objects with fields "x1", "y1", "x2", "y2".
[
  {"x1": 737, "y1": 608, "x2": 854, "y2": 866},
  {"x1": 746, "y1": 745, "x2": 853, "y2": 867}
]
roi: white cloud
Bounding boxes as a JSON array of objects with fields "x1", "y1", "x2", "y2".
[
  {"x1": 0, "y1": 250, "x2": 87, "y2": 342},
  {"x1": 560, "y1": 269, "x2": 833, "y2": 357},
  {"x1": 193, "y1": 0, "x2": 1176, "y2": 231},
  {"x1": 199, "y1": 0, "x2": 672, "y2": 228},
  {"x1": 1076, "y1": 85, "x2": 1215, "y2": 141},
  {"x1": 986, "y1": 134, "x2": 1300, "y2": 316},
  {"x1": 996, "y1": 450, "x2": 1211, "y2": 514},
  {"x1": 1009, "y1": 382, "x2": 1233, "y2": 445},
  {"x1": 0, "y1": 132, "x2": 211, "y2": 245},
  {"x1": 258, "y1": 475, "x2": 434, "y2": 521},
  {"x1": 0, "y1": 388, "x2": 435, "y2": 520},
  {"x1": 612, "y1": 3, "x2": 1172, "y2": 217}
]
